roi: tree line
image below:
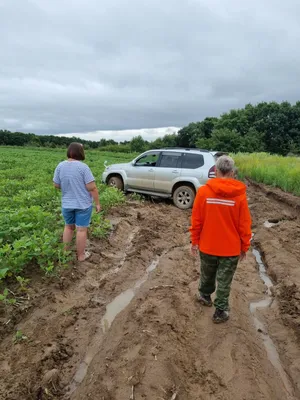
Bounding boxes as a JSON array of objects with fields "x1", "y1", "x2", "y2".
[
  {"x1": 176, "y1": 101, "x2": 300, "y2": 156},
  {"x1": 1, "y1": 101, "x2": 300, "y2": 155}
]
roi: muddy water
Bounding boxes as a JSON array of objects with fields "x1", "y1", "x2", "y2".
[
  {"x1": 66, "y1": 257, "x2": 160, "y2": 397},
  {"x1": 251, "y1": 249, "x2": 294, "y2": 398},
  {"x1": 251, "y1": 249, "x2": 273, "y2": 298},
  {"x1": 101, "y1": 257, "x2": 159, "y2": 333},
  {"x1": 263, "y1": 220, "x2": 279, "y2": 228}
]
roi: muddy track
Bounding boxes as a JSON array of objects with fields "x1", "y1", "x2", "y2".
[{"x1": 0, "y1": 186, "x2": 300, "y2": 400}]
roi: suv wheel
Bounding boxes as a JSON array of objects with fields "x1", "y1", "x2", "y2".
[
  {"x1": 173, "y1": 185, "x2": 195, "y2": 209},
  {"x1": 108, "y1": 176, "x2": 124, "y2": 191}
]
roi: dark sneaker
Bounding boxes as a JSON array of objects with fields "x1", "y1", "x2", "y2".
[
  {"x1": 213, "y1": 309, "x2": 229, "y2": 324},
  {"x1": 197, "y1": 293, "x2": 213, "y2": 307}
]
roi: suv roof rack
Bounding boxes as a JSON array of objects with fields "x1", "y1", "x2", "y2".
[{"x1": 160, "y1": 147, "x2": 210, "y2": 153}]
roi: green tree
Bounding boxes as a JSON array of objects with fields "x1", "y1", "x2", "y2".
[
  {"x1": 196, "y1": 129, "x2": 243, "y2": 153},
  {"x1": 241, "y1": 128, "x2": 265, "y2": 153},
  {"x1": 176, "y1": 124, "x2": 198, "y2": 147},
  {"x1": 2, "y1": 100, "x2": 300, "y2": 154},
  {"x1": 130, "y1": 135, "x2": 146, "y2": 153},
  {"x1": 150, "y1": 133, "x2": 177, "y2": 149}
]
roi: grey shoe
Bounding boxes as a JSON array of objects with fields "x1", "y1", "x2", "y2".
[
  {"x1": 212, "y1": 309, "x2": 229, "y2": 323},
  {"x1": 197, "y1": 293, "x2": 213, "y2": 307}
]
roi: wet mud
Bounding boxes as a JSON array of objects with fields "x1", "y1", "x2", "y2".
[{"x1": 0, "y1": 184, "x2": 300, "y2": 400}]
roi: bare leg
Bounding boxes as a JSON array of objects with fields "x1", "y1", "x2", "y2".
[
  {"x1": 76, "y1": 227, "x2": 88, "y2": 261},
  {"x1": 63, "y1": 224, "x2": 75, "y2": 250}
]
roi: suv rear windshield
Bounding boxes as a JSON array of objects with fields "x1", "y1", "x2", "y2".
[{"x1": 182, "y1": 153, "x2": 204, "y2": 169}]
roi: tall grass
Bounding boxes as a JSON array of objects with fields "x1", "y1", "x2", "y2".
[{"x1": 234, "y1": 153, "x2": 300, "y2": 196}]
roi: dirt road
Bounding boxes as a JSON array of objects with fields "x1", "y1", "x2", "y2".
[{"x1": 0, "y1": 183, "x2": 300, "y2": 400}]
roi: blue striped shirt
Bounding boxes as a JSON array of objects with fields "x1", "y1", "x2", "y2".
[{"x1": 53, "y1": 161, "x2": 95, "y2": 209}]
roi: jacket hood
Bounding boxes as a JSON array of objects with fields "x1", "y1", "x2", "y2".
[{"x1": 206, "y1": 178, "x2": 246, "y2": 198}]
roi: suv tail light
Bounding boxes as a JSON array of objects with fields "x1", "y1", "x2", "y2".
[{"x1": 208, "y1": 165, "x2": 216, "y2": 178}]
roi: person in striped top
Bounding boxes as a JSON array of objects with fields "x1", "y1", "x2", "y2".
[
  {"x1": 53, "y1": 142, "x2": 101, "y2": 262},
  {"x1": 190, "y1": 155, "x2": 252, "y2": 323}
]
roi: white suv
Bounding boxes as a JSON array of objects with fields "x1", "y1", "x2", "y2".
[{"x1": 102, "y1": 148, "x2": 216, "y2": 209}]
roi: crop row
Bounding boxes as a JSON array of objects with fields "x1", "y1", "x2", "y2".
[{"x1": 0, "y1": 147, "x2": 133, "y2": 284}]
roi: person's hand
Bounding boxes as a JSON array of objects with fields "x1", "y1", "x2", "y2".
[
  {"x1": 190, "y1": 244, "x2": 199, "y2": 257},
  {"x1": 240, "y1": 251, "x2": 246, "y2": 261},
  {"x1": 95, "y1": 204, "x2": 101, "y2": 213}
]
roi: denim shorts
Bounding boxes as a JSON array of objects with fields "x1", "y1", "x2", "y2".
[{"x1": 62, "y1": 206, "x2": 93, "y2": 228}]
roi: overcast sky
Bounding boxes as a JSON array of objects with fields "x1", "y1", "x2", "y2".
[{"x1": 1, "y1": 0, "x2": 300, "y2": 140}]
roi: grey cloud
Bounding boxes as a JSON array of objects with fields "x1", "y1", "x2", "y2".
[{"x1": 1, "y1": 0, "x2": 300, "y2": 136}]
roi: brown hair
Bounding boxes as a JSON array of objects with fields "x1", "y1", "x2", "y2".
[{"x1": 67, "y1": 142, "x2": 85, "y2": 161}]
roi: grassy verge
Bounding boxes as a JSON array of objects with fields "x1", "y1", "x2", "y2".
[{"x1": 234, "y1": 153, "x2": 300, "y2": 196}]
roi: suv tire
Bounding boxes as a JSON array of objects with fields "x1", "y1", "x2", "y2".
[
  {"x1": 108, "y1": 176, "x2": 124, "y2": 191},
  {"x1": 173, "y1": 185, "x2": 195, "y2": 209}
]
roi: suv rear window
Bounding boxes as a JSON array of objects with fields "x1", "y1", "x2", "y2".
[
  {"x1": 159, "y1": 152, "x2": 182, "y2": 168},
  {"x1": 182, "y1": 153, "x2": 204, "y2": 169}
]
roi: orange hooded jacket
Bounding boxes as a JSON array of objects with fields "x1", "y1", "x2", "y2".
[{"x1": 190, "y1": 178, "x2": 252, "y2": 257}]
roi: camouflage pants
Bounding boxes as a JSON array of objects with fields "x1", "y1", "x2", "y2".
[{"x1": 199, "y1": 252, "x2": 239, "y2": 311}]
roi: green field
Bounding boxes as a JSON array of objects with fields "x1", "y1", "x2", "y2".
[
  {"x1": 0, "y1": 147, "x2": 134, "y2": 284},
  {"x1": 1, "y1": 147, "x2": 299, "y2": 289},
  {"x1": 234, "y1": 153, "x2": 300, "y2": 196}
]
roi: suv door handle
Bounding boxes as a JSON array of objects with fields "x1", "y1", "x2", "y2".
[
  {"x1": 172, "y1": 170, "x2": 179, "y2": 173},
  {"x1": 148, "y1": 168, "x2": 154, "y2": 172}
]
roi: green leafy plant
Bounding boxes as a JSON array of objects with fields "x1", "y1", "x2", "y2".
[
  {"x1": 128, "y1": 192, "x2": 144, "y2": 202},
  {"x1": 91, "y1": 217, "x2": 112, "y2": 239},
  {"x1": 0, "y1": 288, "x2": 16, "y2": 306},
  {"x1": 14, "y1": 330, "x2": 28, "y2": 343},
  {"x1": 0, "y1": 268, "x2": 9, "y2": 280},
  {"x1": 16, "y1": 276, "x2": 30, "y2": 292},
  {"x1": 0, "y1": 147, "x2": 133, "y2": 282}
]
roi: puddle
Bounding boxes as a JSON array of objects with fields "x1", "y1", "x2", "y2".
[
  {"x1": 264, "y1": 220, "x2": 278, "y2": 228},
  {"x1": 101, "y1": 258, "x2": 159, "y2": 333},
  {"x1": 250, "y1": 249, "x2": 294, "y2": 398},
  {"x1": 252, "y1": 249, "x2": 273, "y2": 297},
  {"x1": 66, "y1": 257, "x2": 160, "y2": 397}
]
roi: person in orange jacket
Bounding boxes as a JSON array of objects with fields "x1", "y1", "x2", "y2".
[{"x1": 190, "y1": 155, "x2": 252, "y2": 323}]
